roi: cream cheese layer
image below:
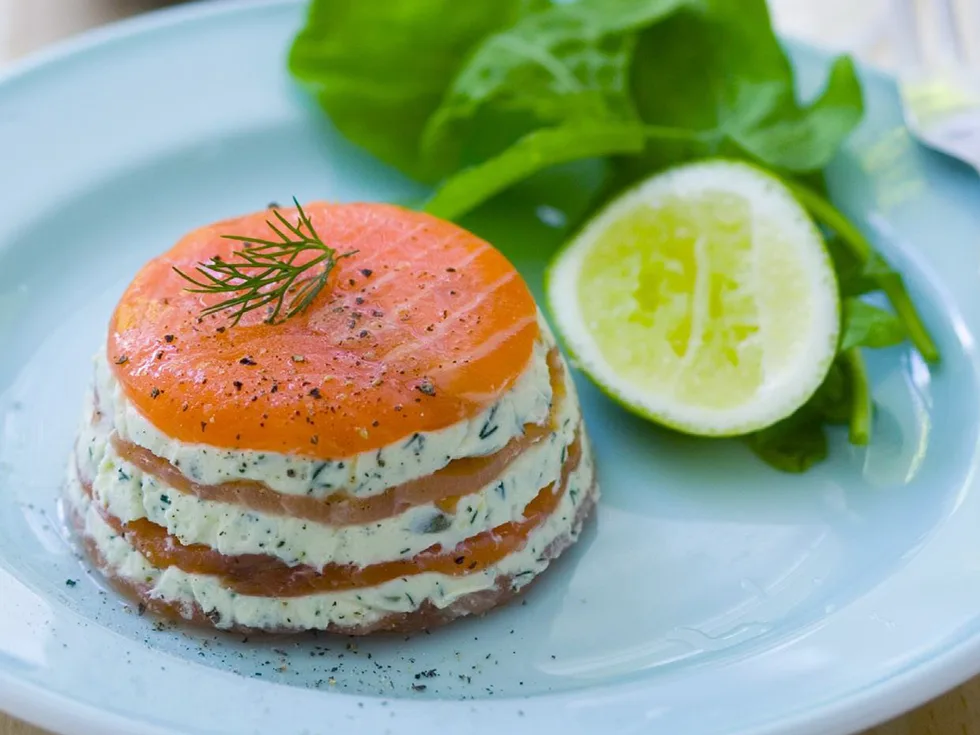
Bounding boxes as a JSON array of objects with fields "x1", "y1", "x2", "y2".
[
  {"x1": 66, "y1": 440, "x2": 597, "y2": 631},
  {"x1": 77, "y1": 361, "x2": 581, "y2": 568},
  {"x1": 95, "y1": 318, "x2": 557, "y2": 499}
]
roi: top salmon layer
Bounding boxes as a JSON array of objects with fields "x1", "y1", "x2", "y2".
[{"x1": 108, "y1": 202, "x2": 539, "y2": 459}]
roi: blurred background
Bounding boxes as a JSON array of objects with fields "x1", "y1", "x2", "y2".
[{"x1": 0, "y1": 0, "x2": 185, "y2": 60}]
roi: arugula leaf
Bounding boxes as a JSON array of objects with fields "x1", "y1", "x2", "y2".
[
  {"x1": 808, "y1": 359, "x2": 851, "y2": 425},
  {"x1": 626, "y1": 0, "x2": 861, "y2": 175},
  {"x1": 751, "y1": 293, "x2": 893, "y2": 466},
  {"x1": 841, "y1": 348, "x2": 872, "y2": 445},
  {"x1": 746, "y1": 409, "x2": 828, "y2": 473},
  {"x1": 745, "y1": 346, "x2": 873, "y2": 471},
  {"x1": 420, "y1": 0, "x2": 695, "y2": 175},
  {"x1": 749, "y1": 333, "x2": 878, "y2": 469},
  {"x1": 418, "y1": 0, "x2": 863, "y2": 218},
  {"x1": 732, "y1": 56, "x2": 863, "y2": 172},
  {"x1": 825, "y1": 236, "x2": 895, "y2": 297},
  {"x1": 289, "y1": 0, "x2": 540, "y2": 181},
  {"x1": 420, "y1": 0, "x2": 862, "y2": 216},
  {"x1": 626, "y1": 1, "x2": 779, "y2": 171},
  {"x1": 840, "y1": 298, "x2": 906, "y2": 351},
  {"x1": 424, "y1": 122, "x2": 647, "y2": 221},
  {"x1": 291, "y1": 0, "x2": 863, "y2": 208},
  {"x1": 788, "y1": 179, "x2": 939, "y2": 362},
  {"x1": 426, "y1": 123, "x2": 712, "y2": 221}
]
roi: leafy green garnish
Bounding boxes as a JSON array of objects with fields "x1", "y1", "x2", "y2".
[
  {"x1": 744, "y1": 409, "x2": 829, "y2": 474},
  {"x1": 289, "y1": 0, "x2": 544, "y2": 181},
  {"x1": 744, "y1": 347, "x2": 871, "y2": 472},
  {"x1": 841, "y1": 348, "x2": 872, "y2": 445},
  {"x1": 840, "y1": 299, "x2": 906, "y2": 352},
  {"x1": 288, "y1": 0, "x2": 940, "y2": 472},
  {"x1": 729, "y1": 57, "x2": 864, "y2": 172},
  {"x1": 625, "y1": 2, "x2": 862, "y2": 176},
  {"x1": 290, "y1": 0, "x2": 861, "y2": 201},
  {"x1": 787, "y1": 178, "x2": 938, "y2": 362},
  {"x1": 825, "y1": 237, "x2": 894, "y2": 297},
  {"x1": 426, "y1": 122, "x2": 647, "y2": 221},
  {"x1": 418, "y1": 0, "x2": 864, "y2": 213},
  {"x1": 808, "y1": 359, "x2": 852, "y2": 426},
  {"x1": 420, "y1": 0, "x2": 693, "y2": 175}
]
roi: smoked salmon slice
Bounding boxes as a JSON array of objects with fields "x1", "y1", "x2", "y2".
[{"x1": 108, "y1": 202, "x2": 539, "y2": 458}]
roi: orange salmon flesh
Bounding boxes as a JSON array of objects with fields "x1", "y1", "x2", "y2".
[{"x1": 108, "y1": 202, "x2": 539, "y2": 458}]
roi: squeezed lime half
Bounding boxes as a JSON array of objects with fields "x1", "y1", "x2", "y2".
[{"x1": 546, "y1": 159, "x2": 840, "y2": 436}]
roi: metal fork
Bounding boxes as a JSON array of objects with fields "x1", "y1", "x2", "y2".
[{"x1": 894, "y1": 0, "x2": 980, "y2": 172}]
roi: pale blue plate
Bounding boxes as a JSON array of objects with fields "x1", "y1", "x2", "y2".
[{"x1": 1, "y1": 2, "x2": 979, "y2": 734}]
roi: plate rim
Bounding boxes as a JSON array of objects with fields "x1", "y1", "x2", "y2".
[{"x1": 0, "y1": 2, "x2": 977, "y2": 735}]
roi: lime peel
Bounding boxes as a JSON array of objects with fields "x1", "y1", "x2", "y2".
[{"x1": 546, "y1": 159, "x2": 840, "y2": 437}]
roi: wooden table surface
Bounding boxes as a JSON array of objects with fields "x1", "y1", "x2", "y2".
[{"x1": 0, "y1": 1, "x2": 977, "y2": 733}]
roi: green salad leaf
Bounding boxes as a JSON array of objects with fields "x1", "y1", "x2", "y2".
[
  {"x1": 288, "y1": 0, "x2": 939, "y2": 473},
  {"x1": 746, "y1": 364, "x2": 841, "y2": 474},
  {"x1": 745, "y1": 347, "x2": 870, "y2": 471},
  {"x1": 745, "y1": 409, "x2": 828, "y2": 474},
  {"x1": 841, "y1": 348, "x2": 872, "y2": 445},
  {"x1": 808, "y1": 359, "x2": 852, "y2": 426},
  {"x1": 425, "y1": 122, "x2": 647, "y2": 221},
  {"x1": 731, "y1": 56, "x2": 863, "y2": 172},
  {"x1": 289, "y1": 0, "x2": 543, "y2": 181},
  {"x1": 622, "y1": 0, "x2": 862, "y2": 176},
  {"x1": 420, "y1": 0, "x2": 693, "y2": 176},
  {"x1": 840, "y1": 299, "x2": 907, "y2": 351},
  {"x1": 826, "y1": 237, "x2": 895, "y2": 297},
  {"x1": 418, "y1": 0, "x2": 863, "y2": 216},
  {"x1": 789, "y1": 179, "x2": 938, "y2": 362}
]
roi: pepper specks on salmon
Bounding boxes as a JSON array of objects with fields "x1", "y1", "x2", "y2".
[{"x1": 108, "y1": 203, "x2": 538, "y2": 458}]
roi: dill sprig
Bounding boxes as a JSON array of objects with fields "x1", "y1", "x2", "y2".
[{"x1": 174, "y1": 198, "x2": 356, "y2": 326}]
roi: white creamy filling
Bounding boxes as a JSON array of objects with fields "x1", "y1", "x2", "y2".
[
  {"x1": 66, "y1": 440, "x2": 596, "y2": 631},
  {"x1": 77, "y1": 362, "x2": 581, "y2": 568},
  {"x1": 96, "y1": 320, "x2": 555, "y2": 498}
]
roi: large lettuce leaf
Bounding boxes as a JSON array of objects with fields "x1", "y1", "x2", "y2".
[
  {"x1": 289, "y1": 0, "x2": 544, "y2": 181},
  {"x1": 290, "y1": 0, "x2": 862, "y2": 211}
]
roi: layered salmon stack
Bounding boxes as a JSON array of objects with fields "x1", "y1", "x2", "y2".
[{"x1": 65, "y1": 202, "x2": 598, "y2": 634}]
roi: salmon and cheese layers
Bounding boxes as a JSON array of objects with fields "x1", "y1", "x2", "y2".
[{"x1": 65, "y1": 202, "x2": 598, "y2": 634}]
